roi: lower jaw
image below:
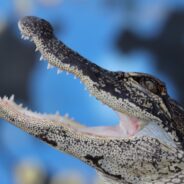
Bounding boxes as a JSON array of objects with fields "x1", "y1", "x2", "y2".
[
  {"x1": 79, "y1": 119, "x2": 176, "y2": 149},
  {"x1": 0, "y1": 90, "x2": 176, "y2": 149},
  {"x1": 134, "y1": 121, "x2": 176, "y2": 148}
]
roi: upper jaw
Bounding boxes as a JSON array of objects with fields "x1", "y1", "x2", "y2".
[
  {"x1": 31, "y1": 35, "x2": 163, "y2": 123},
  {"x1": 17, "y1": 17, "x2": 163, "y2": 122}
]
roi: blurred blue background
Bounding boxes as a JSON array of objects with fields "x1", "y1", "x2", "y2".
[{"x1": 0, "y1": 0, "x2": 184, "y2": 183}]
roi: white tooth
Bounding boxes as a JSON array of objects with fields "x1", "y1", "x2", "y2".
[
  {"x1": 3, "y1": 96, "x2": 8, "y2": 100},
  {"x1": 57, "y1": 69, "x2": 62, "y2": 74},
  {"x1": 10, "y1": 95, "x2": 15, "y2": 101},
  {"x1": 74, "y1": 76, "x2": 77, "y2": 79},
  {"x1": 84, "y1": 87, "x2": 87, "y2": 91},
  {"x1": 25, "y1": 36, "x2": 29, "y2": 40},
  {"x1": 35, "y1": 47, "x2": 38, "y2": 52},
  {"x1": 19, "y1": 103, "x2": 23, "y2": 107},
  {"x1": 89, "y1": 94, "x2": 92, "y2": 97},
  {"x1": 79, "y1": 81, "x2": 82, "y2": 84},
  {"x1": 40, "y1": 55, "x2": 44, "y2": 61},
  {"x1": 66, "y1": 72, "x2": 69, "y2": 75},
  {"x1": 47, "y1": 63, "x2": 54, "y2": 70},
  {"x1": 21, "y1": 35, "x2": 24, "y2": 39}
]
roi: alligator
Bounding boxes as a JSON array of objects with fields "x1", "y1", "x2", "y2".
[{"x1": 0, "y1": 16, "x2": 184, "y2": 183}]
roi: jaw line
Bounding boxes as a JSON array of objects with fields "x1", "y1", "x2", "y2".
[
  {"x1": 17, "y1": 17, "x2": 177, "y2": 145},
  {"x1": 18, "y1": 30, "x2": 146, "y2": 138},
  {"x1": 0, "y1": 96, "x2": 136, "y2": 140},
  {"x1": 18, "y1": 17, "x2": 164, "y2": 124},
  {"x1": 0, "y1": 95, "x2": 177, "y2": 149},
  {"x1": 0, "y1": 17, "x2": 181, "y2": 183}
]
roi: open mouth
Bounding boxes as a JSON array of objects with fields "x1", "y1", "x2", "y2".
[{"x1": 0, "y1": 16, "x2": 175, "y2": 149}]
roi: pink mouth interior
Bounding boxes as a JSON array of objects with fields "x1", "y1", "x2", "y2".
[{"x1": 80, "y1": 112, "x2": 141, "y2": 138}]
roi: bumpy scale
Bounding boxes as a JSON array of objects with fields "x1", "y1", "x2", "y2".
[{"x1": 0, "y1": 16, "x2": 184, "y2": 183}]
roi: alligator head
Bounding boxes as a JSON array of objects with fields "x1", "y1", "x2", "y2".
[{"x1": 0, "y1": 16, "x2": 184, "y2": 184}]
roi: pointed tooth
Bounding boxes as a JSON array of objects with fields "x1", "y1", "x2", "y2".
[
  {"x1": 47, "y1": 63, "x2": 54, "y2": 70},
  {"x1": 40, "y1": 55, "x2": 44, "y2": 61},
  {"x1": 3, "y1": 96, "x2": 8, "y2": 100},
  {"x1": 79, "y1": 81, "x2": 82, "y2": 84},
  {"x1": 57, "y1": 69, "x2": 62, "y2": 74},
  {"x1": 10, "y1": 95, "x2": 15, "y2": 101},
  {"x1": 74, "y1": 76, "x2": 77, "y2": 80},
  {"x1": 84, "y1": 87, "x2": 87, "y2": 91},
  {"x1": 35, "y1": 47, "x2": 38, "y2": 52},
  {"x1": 25, "y1": 36, "x2": 29, "y2": 40},
  {"x1": 66, "y1": 72, "x2": 69, "y2": 75},
  {"x1": 19, "y1": 103, "x2": 23, "y2": 107}
]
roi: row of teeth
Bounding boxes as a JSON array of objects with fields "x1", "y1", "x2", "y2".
[
  {"x1": 20, "y1": 33, "x2": 80, "y2": 80},
  {"x1": 0, "y1": 95, "x2": 74, "y2": 120},
  {"x1": 0, "y1": 94, "x2": 15, "y2": 101},
  {"x1": 21, "y1": 34, "x2": 90, "y2": 94},
  {"x1": 21, "y1": 34, "x2": 31, "y2": 41},
  {"x1": 39, "y1": 55, "x2": 84, "y2": 84}
]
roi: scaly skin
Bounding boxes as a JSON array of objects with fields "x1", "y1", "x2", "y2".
[
  {"x1": 0, "y1": 16, "x2": 184, "y2": 183},
  {"x1": 1, "y1": 97, "x2": 184, "y2": 184}
]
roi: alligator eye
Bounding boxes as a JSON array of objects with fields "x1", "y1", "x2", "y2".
[
  {"x1": 140, "y1": 80, "x2": 158, "y2": 94},
  {"x1": 130, "y1": 73, "x2": 168, "y2": 96}
]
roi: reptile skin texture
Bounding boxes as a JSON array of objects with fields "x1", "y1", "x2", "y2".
[{"x1": 0, "y1": 16, "x2": 184, "y2": 183}]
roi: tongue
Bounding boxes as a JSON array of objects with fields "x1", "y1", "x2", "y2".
[
  {"x1": 118, "y1": 112, "x2": 141, "y2": 136},
  {"x1": 80, "y1": 125, "x2": 127, "y2": 137}
]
